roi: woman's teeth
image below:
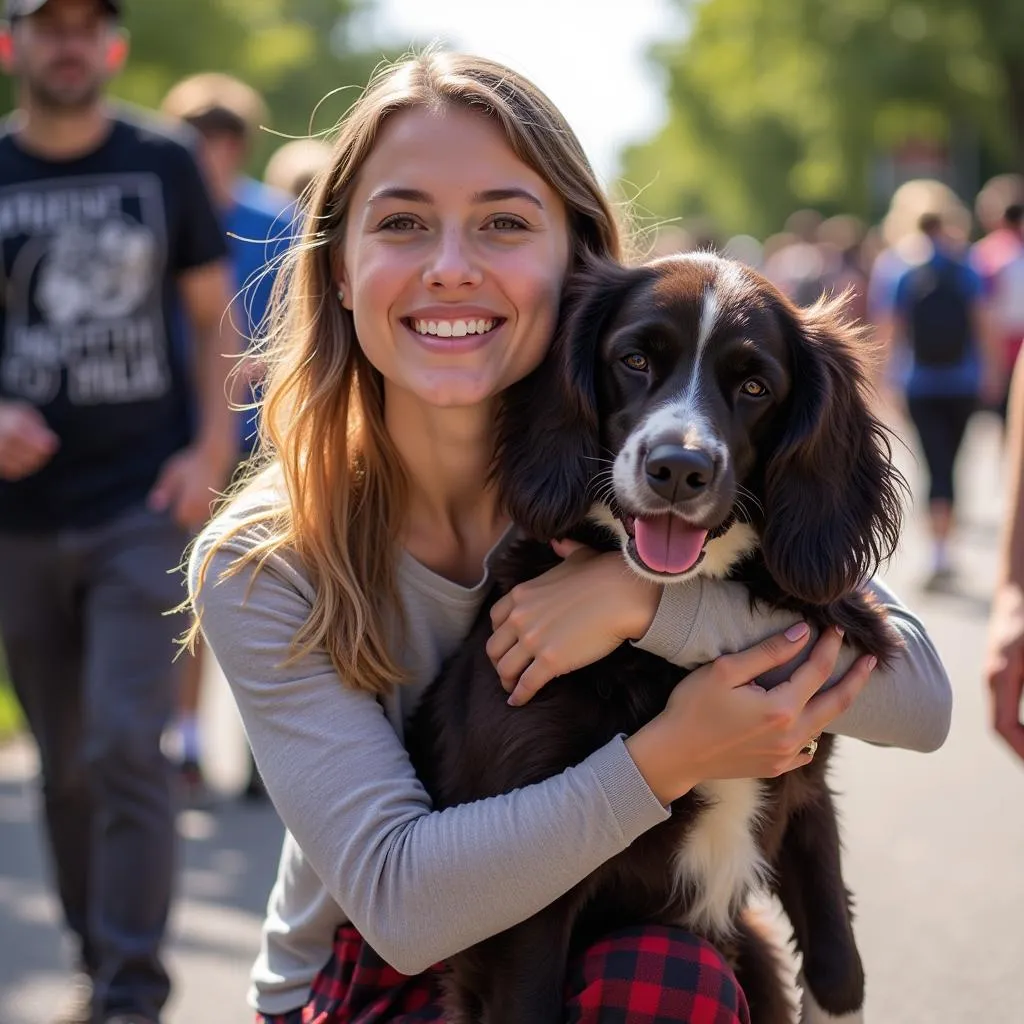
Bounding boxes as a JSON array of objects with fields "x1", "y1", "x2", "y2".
[{"x1": 410, "y1": 318, "x2": 497, "y2": 337}]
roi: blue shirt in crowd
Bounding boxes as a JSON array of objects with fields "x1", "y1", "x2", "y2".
[
  {"x1": 172, "y1": 175, "x2": 291, "y2": 454},
  {"x1": 224, "y1": 177, "x2": 292, "y2": 453},
  {"x1": 892, "y1": 246, "x2": 983, "y2": 399}
]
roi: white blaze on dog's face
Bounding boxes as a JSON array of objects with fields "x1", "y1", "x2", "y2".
[{"x1": 591, "y1": 254, "x2": 793, "y2": 584}]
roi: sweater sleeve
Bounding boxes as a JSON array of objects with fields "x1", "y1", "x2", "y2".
[
  {"x1": 633, "y1": 575, "x2": 952, "y2": 752},
  {"x1": 189, "y1": 528, "x2": 669, "y2": 983}
]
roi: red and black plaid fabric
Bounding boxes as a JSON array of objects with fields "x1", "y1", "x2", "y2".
[{"x1": 258, "y1": 922, "x2": 750, "y2": 1024}]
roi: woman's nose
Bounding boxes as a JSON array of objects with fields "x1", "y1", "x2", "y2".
[{"x1": 423, "y1": 229, "x2": 483, "y2": 290}]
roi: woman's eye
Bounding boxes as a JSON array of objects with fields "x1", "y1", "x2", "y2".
[
  {"x1": 740, "y1": 378, "x2": 768, "y2": 397},
  {"x1": 622, "y1": 353, "x2": 649, "y2": 372},
  {"x1": 379, "y1": 214, "x2": 421, "y2": 231},
  {"x1": 488, "y1": 215, "x2": 528, "y2": 231}
]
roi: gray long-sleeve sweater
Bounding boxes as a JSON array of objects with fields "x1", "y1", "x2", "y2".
[{"x1": 191, "y1": 503, "x2": 951, "y2": 1015}]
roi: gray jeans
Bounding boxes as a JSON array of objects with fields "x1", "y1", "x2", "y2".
[{"x1": 0, "y1": 503, "x2": 190, "y2": 1020}]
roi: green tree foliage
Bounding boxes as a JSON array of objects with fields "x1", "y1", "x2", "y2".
[
  {"x1": 2, "y1": 0, "x2": 395, "y2": 173},
  {"x1": 621, "y1": 0, "x2": 1024, "y2": 239}
]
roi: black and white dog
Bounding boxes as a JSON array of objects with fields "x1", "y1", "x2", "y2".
[{"x1": 407, "y1": 253, "x2": 906, "y2": 1024}]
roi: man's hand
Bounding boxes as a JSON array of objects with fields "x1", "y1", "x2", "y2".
[
  {"x1": 147, "y1": 443, "x2": 234, "y2": 532},
  {"x1": 0, "y1": 400, "x2": 59, "y2": 480},
  {"x1": 985, "y1": 581, "x2": 1024, "y2": 762}
]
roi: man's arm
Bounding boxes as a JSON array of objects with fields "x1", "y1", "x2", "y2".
[
  {"x1": 985, "y1": 346, "x2": 1024, "y2": 761},
  {"x1": 147, "y1": 260, "x2": 241, "y2": 530}
]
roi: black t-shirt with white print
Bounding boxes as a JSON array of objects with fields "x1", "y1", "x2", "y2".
[{"x1": 0, "y1": 108, "x2": 228, "y2": 532}]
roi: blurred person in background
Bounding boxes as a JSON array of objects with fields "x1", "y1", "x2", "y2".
[
  {"x1": 763, "y1": 208, "x2": 829, "y2": 307},
  {"x1": 973, "y1": 172, "x2": 1024, "y2": 257},
  {"x1": 263, "y1": 135, "x2": 331, "y2": 202},
  {"x1": 883, "y1": 209, "x2": 1000, "y2": 590},
  {"x1": 867, "y1": 179, "x2": 972, "y2": 407},
  {"x1": 970, "y1": 176, "x2": 1024, "y2": 420},
  {"x1": 816, "y1": 214, "x2": 870, "y2": 324},
  {"x1": 985, "y1": 343, "x2": 1024, "y2": 765},
  {"x1": 867, "y1": 179, "x2": 971, "y2": 325},
  {"x1": 160, "y1": 71, "x2": 290, "y2": 804},
  {"x1": 0, "y1": 1, "x2": 238, "y2": 1020}
]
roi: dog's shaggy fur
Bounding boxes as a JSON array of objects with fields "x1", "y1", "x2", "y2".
[{"x1": 406, "y1": 253, "x2": 907, "y2": 1024}]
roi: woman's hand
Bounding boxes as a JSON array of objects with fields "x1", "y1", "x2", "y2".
[
  {"x1": 487, "y1": 539, "x2": 661, "y2": 706},
  {"x1": 626, "y1": 623, "x2": 876, "y2": 806},
  {"x1": 984, "y1": 581, "x2": 1024, "y2": 762}
]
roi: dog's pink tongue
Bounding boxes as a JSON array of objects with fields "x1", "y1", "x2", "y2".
[{"x1": 634, "y1": 515, "x2": 707, "y2": 574}]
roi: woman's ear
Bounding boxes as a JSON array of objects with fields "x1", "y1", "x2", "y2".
[
  {"x1": 494, "y1": 258, "x2": 649, "y2": 539},
  {"x1": 330, "y1": 250, "x2": 352, "y2": 310},
  {"x1": 760, "y1": 296, "x2": 906, "y2": 605}
]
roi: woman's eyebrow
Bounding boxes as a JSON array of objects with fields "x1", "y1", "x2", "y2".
[
  {"x1": 367, "y1": 186, "x2": 431, "y2": 204},
  {"x1": 366, "y1": 186, "x2": 544, "y2": 209},
  {"x1": 472, "y1": 188, "x2": 544, "y2": 210}
]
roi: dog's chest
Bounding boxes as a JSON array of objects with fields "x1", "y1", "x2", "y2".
[{"x1": 672, "y1": 777, "x2": 771, "y2": 938}]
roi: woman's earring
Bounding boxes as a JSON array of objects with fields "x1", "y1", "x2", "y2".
[{"x1": 337, "y1": 286, "x2": 345, "y2": 303}]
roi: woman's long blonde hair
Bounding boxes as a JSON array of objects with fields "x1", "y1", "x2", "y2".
[{"x1": 189, "y1": 51, "x2": 624, "y2": 696}]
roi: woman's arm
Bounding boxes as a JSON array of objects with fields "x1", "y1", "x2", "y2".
[
  {"x1": 635, "y1": 575, "x2": 952, "y2": 752},
  {"x1": 984, "y1": 347, "x2": 1024, "y2": 762},
  {"x1": 191, "y1": 531, "x2": 670, "y2": 978}
]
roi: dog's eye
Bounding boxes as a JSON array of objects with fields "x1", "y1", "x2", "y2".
[
  {"x1": 622, "y1": 353, "x2": 649, "y2": 372},
  {"x1": 740, "y1": 378, "x2": 768, "y2": 397}
]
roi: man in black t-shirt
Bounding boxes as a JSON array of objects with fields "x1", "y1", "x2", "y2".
[{"x1": 0, "y1": 2, "x2": 239, "y2": 1021}]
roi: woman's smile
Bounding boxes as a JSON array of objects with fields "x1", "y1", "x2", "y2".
[{"x1": 401, "y1": 316, "x2": 506, "y2": 355}]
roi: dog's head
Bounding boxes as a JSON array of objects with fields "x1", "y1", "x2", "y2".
[{"x1": 496, "y1": 253, "x2": 904, "y2": 605}]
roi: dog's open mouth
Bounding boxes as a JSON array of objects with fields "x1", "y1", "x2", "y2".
[{"x1": 620, "y1": 513, "x2": 709, "y2": 576}]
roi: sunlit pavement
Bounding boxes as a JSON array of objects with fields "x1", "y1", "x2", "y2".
[{"x1": 1, "y1": 408, "x2": 1022, "y2": 1024}]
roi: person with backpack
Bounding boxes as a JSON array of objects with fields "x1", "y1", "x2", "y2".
[{"x1": 890, "y1": 210, "x2": 1001, "y2": 589}]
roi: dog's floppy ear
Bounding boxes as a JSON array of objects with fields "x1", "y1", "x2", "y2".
[
  {"x1": 495, "y1": 258, "x2": 648, "y2": 539},
  {"x1": 760, "y1": 296, "x2": 907, "y2": 605}
]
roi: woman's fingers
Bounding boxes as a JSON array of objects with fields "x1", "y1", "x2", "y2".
[
  {"x1": 801, "y1": 653, "x2": 876, "y2": 737},
  {"x1": 496, "y1": 646, "x2": 535, "y2": 695},
  {"x1": 780, "y1": 625, "x2": 846, "y2": 702},
  {"x1": 489, "y1": 592, "x2": 513, "y2": 630},
  {"x1": 485, "y1": 622, "x2": 517, "y2": 669},
  {"x1": 708, "y1": 621, "x2": 812, "y2": 688}
]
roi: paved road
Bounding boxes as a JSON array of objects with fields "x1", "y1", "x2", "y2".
[{"x1": 2, "y1": 410, "x2": 1023, "y2": 1023}]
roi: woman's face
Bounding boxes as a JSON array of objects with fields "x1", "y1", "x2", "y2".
[{"x1": 339, "y1": 105, "x2": 571, "y2": 409}]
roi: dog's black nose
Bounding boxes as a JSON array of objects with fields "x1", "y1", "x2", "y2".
[{"x1": 645, "y1": 444, "x2": 715, "y2": 501}]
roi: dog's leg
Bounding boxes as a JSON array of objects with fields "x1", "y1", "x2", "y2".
[
  {"x1": 774, "y1": 790, "x2": 865, "y2": 1022},
  {"x1": 730, "y1": 905, "x2": 798, "y2": 1024},
  {"x1": 796, "y1": 976, "x2": 864, "y2": 1024}
]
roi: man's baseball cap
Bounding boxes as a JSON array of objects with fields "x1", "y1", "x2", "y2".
[{"x1": 6, "y1": 0, "x2": 122, "y2": 18}]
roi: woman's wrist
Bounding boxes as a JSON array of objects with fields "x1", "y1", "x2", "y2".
[
  {"x1": 624, "y1": 714, "x2": 699, "y2": 806},
  {"x1": 620, "y1": 568, "x2": 662, "y2": 641}
]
